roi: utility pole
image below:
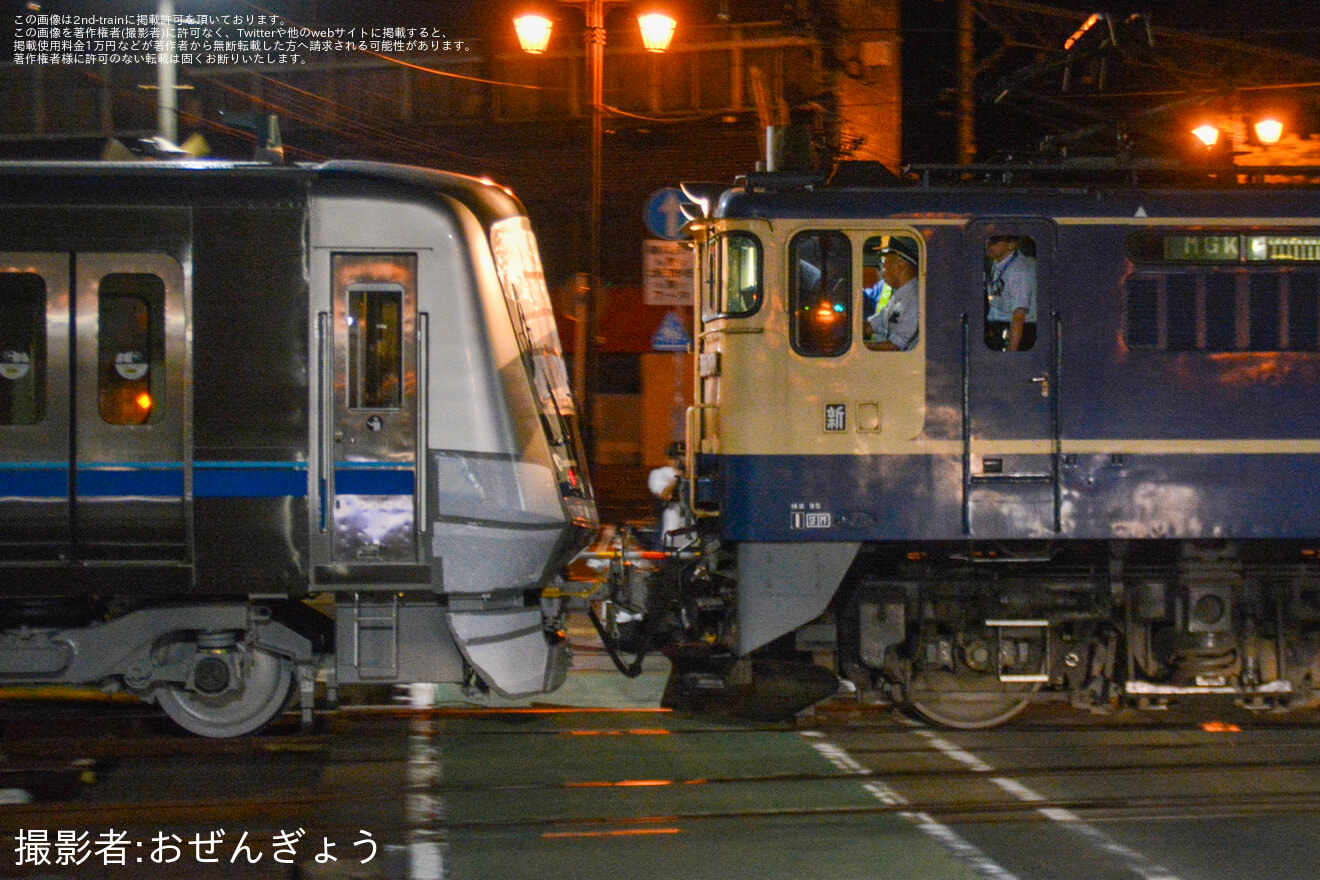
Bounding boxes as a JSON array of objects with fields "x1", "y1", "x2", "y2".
[{"x1": 957, "y1": 0, "x2": 976, "y2": 165}]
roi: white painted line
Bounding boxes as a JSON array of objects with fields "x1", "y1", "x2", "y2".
[
  {"x1": 407, "y1": 718, "x2": 447, "y2": 880},
  {"x1": 915, "y1": 730, "x2": 997, "y2": 773},
  {"x1": 901, "y1": 812, "x2": 1026, "y2": 880},
  {"x1": 991, "y1": 776, "x2": 1047, "y2": 802},
  {"x1": 908, "y1": 724, "x2": 1186, "y2": 880},
  {"x1": 803, "y1": 732, "x2": 1023, "y2": 880}
]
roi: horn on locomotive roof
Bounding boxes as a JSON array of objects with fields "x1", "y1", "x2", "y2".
[{"x1": 220, "y1": 111, "x2": 286, "y2": 164}]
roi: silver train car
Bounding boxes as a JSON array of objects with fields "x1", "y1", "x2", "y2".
[
  {"x1": 0, "y1": 159, "x2": 596, "y2": 736},
  {"x1": 614, "y1": 163, "x2": 1320, "y2": 727}
]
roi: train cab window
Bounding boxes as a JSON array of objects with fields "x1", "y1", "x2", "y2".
[
  {"x1": 789, "y1": 231, "x2": 850, "y2": 357},
  {"x1": 348, "y1": 287, "x2": 403, "y2": 409},
  {"x1": 984, "y1": 235, "x2": 1038, "y2": 351},
  {"x1": 709, "y1": 232, "x2": 761, "y2": 317},
  {"x1": 0, "y1": 272, "x2": 46, "y2": 425},
  {"x1": 98, "y1": 274, "x2": 165, "y2": 426},
  {"x1": 861, "y1": 235, "x2": 921, "y2": 352}
]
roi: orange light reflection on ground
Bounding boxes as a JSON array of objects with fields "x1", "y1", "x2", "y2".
[
  {"x1": 562, "y1": 728, "x2": 671, "y2": 736},
  {"x1": 542, "y1": 827, "x2": 682, "y2": 840},
  {"x1": 1202, "y1": 721, "x2": 1242, "y2": 733}
]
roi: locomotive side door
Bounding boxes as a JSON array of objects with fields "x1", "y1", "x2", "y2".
[
  {"x1": 964, "y1": 218, "x2": 1060, "y2": 537},
  {"x1": 325, "y1": 253, "x2": 421, "y2": 567}
]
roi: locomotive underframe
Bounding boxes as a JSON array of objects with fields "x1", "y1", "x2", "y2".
[
  {"x1": 855, "y1": 540, "x2": 1320, "y2": 725},
  {"x1": 639, "y1": 536, "x2": 1320, "y2": 727}
]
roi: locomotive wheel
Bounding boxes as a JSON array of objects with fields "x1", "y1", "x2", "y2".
[
  {"x1": 156, "y1": 647, "x2": 294, "y2": 737},
  {"x1": 907, "y1": 670, "x2": 1038, "y2": 729}
]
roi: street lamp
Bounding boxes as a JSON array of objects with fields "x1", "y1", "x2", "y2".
[
  {"x1": 1191, "y1": 124, "x2": 1220, "y2": 148},
  {"x1": 514, "y1": 2, "x2": 675, "y2": 458},
  {"x1": 1254, "y1": 118, "x2": 1284, "y2": 146}
]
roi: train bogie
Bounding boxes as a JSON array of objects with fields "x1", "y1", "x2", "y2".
[
  {"x1": 0, "y1": 160, "x2": 595, "y2": 736},
  {"x1": 628, "y1": 164, "x2": 1320, "y2": 726}
]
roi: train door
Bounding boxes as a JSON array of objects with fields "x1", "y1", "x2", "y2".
[
  {"x1": 0, "y1": 254, "x2": 70, "y2": 562},
  {"x1": 0, "y1": 251, "x2": 188, "y2": 567},
  {"x1": 964, "y1": 219, "x2": 1060, "y2": 537},
  {"x1": 74, "y1": 254, "x2": 188, "y2": 562},
  {"x1": 325, "y1": 253, "x2": 421, "y2": 567}
]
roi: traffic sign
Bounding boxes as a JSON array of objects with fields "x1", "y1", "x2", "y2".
[
  {"x1": 643, "y1": 239, "x2": 693, "y2": 306},
  {"x1": 651, "y1": 310, "x2": 690, "y2": 352},
  {"x1": 644, "y1": 187, "x2": 695, "y2": 241}
]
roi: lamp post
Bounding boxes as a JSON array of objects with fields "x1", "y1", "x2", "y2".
[{"x1": 514, "y1": 3, "x2": 675, "y2": 457}]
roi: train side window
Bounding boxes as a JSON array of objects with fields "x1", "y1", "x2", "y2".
[
  {"x1": 1288, "y1": 273, "x2": 1318, "y2": 350},
  {"x1": 789, "y1": 230, "x2": 851, "y2": 357},
  {"x1": 0, "y1": 272, "x2": 46, "y2": 425},
  {"x1": 1123, "y1": 269, "x2": 1320, "y2": 352},
  {"x1": 713, "y1": 232, "x2": 761, "y2": 317},
  {"x1": 984, "y1": 235, "x2": 1037, "y2": 351},
  {"x1": 98, "y1": 274, "x2": 165, "y2": 426},
  {"x1": 348, "y1": 287, "x2": 403, "y2": 409}
]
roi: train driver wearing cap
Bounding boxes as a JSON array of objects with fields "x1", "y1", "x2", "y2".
[{"x1": 866, "y1": 237, "x2": 920, "y2": 351}]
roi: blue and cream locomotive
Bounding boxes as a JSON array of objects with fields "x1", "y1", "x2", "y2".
[
  {"x1": 633, "y1": 163, "x2": 1320, "y2": 727},
  {"x1": 0, "y1": 159, "x2": 595, "y2": 736}
]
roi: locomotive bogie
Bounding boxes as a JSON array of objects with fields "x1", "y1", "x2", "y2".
[{"x1": 0, "y1": 161, "x2": 595, "y2": 736}]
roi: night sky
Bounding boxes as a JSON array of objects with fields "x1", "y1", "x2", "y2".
[
  {"x1": 10, "y1": 0, "x2": 1319, "y2": 163},
  {"x1": 901, "y1": 0, "x2": 1320, "y2": 162}
]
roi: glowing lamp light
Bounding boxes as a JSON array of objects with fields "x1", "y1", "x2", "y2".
[
  {"x1": 637, "y1": 12, "x2": 676, "y2": 52},
  {"x1": 1191, "y1": 125, "x2": 1220, "y2": 148},
  {"x1": 813, "y1": 302, "x2": 841, "y2": 323},
  {"x1": 136, "y1": 392, "x2": 153, "y2": 412},
  {"x1": 514, "y1": 13, "x2": 553, "y2": 54},
  {"x1": 1254, "y1": 118, "x2": 1284, "y2": 146}
]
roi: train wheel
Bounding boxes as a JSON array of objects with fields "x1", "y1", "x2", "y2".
[
  {"x1": 156, "y1": 648, "x2": 294, "y2": 737},
  {"x1": 908, "y1": 670, "x2": 1038, "y2": 729}
]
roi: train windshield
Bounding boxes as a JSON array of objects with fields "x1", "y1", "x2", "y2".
[{"x1": 489, "y1": 217, "x2": 590, "y2": 496}]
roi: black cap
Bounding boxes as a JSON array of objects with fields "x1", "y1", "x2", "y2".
[{"x1": 878, "y1": 237, "x2": 919, "y2": 267}]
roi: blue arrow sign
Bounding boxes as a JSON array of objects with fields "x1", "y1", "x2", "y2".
[{"x1": 644, "y1": 187, "x2": 694, "y2": 241}]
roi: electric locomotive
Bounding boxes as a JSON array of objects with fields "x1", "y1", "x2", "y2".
[
  {"x1": 619, "y1": 162, "x2": 1320, "y2": 727},
  {"x1": 0, "y1": 159, "x2": 595, "y2": 736}
]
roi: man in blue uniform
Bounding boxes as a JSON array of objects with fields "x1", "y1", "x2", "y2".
[
  {"x1": 985, "y1": 235, "x2": 1037, "y2": 351},
  {"x1": 866, "y1": 237, "x2": 920, "y2": 351}
]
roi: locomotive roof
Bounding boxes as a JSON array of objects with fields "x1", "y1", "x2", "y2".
[
  {"x1": 707, "y1": 163, "x2": 1320, "y2": 223},
  {"x1": 0, "y1": 158, "x2": 529, "y2": 227}
]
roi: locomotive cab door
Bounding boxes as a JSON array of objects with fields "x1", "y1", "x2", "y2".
[
  {"x1": 323, "y1": 253, "x2": 423, "y2": 571},
  {"x1": 964, "y1": 219, "x2": 1060, "y2": 537}
]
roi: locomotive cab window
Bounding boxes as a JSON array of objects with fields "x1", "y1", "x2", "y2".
[
  {"x1": 984, "y1": 235, "x2": 1038, "y2": 351},
  {"x1": 0, "y1": 271, "x2": 46, "y2": 425},
  {"x1": 790, "y1": 230, "x2": 851, "y2": 357},
  {"x1": 708, "y1": 231, "x2": 761, "y2": 318},
  {"x1": 98, "y1": 273, "x2": 165, "y2": 425},
  {"x1": 861, "y1": 234, "x2": 921, "y2": 352},
  {"x1": 348, "y1": 286, "x2": 403, "y2": 409}
]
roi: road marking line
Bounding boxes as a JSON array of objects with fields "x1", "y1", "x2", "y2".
[
  {"x1": 909, "y1": 725, "x2": 1187, "y2": 880},
  {"x1": 804, "y1": 733, "x2": 1024, "y2": 880}
]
